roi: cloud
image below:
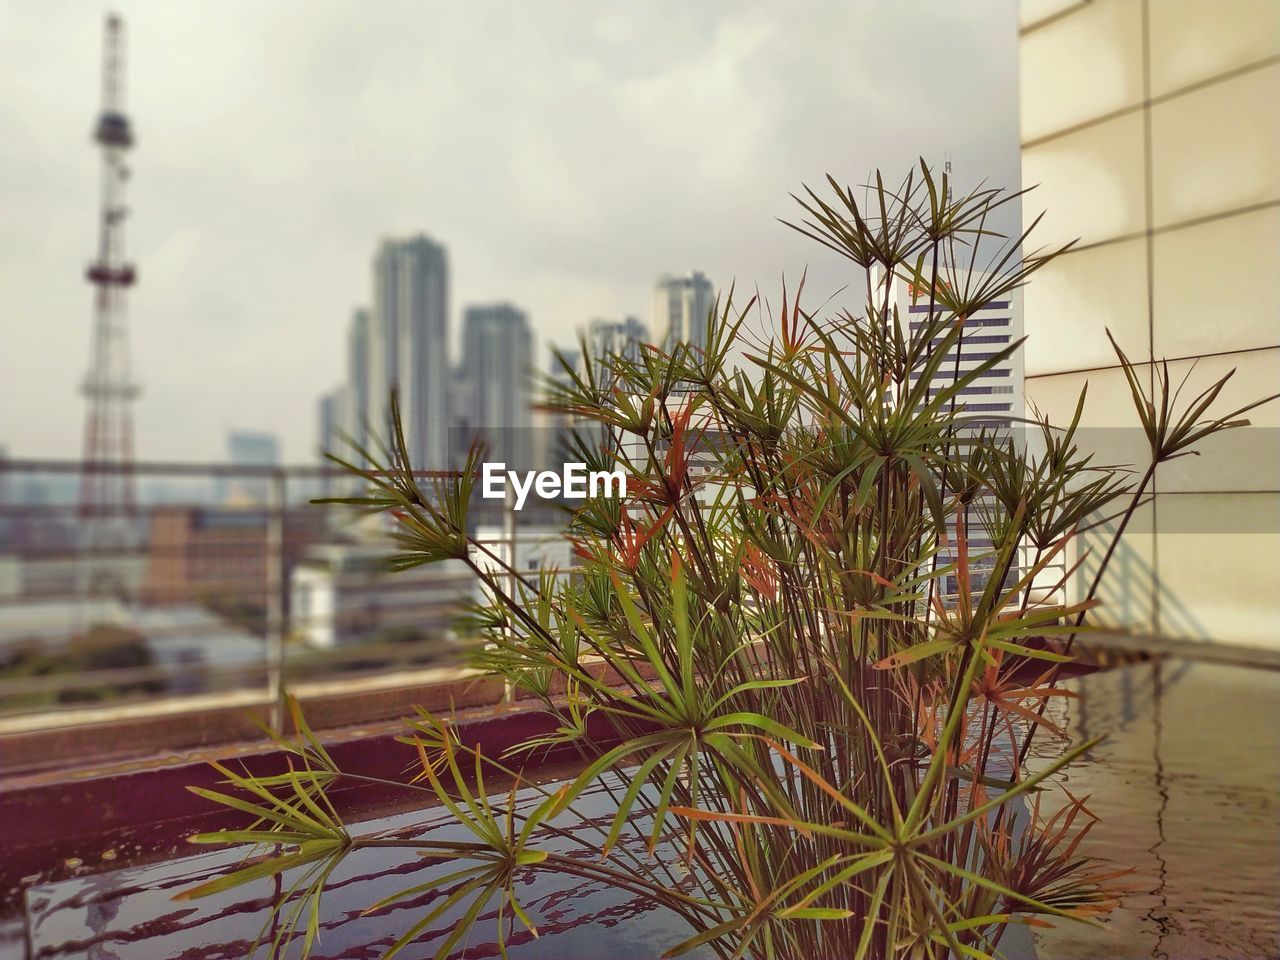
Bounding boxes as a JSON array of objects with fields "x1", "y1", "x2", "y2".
[{"x1": 0, "y1": 0, "x2": 1018, "y2": 462}]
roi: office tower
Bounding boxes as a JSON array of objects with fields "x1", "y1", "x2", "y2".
[
  {"x1": 369, "y1": 235, "x2": 449, "y2": 471},
  {"x1": 461, "y1": 304, "x2": 534, "y2": 470},
  {"x1": 224, "y1": 431, "x2": 279, "y2": 506},
  {"x1": 587, "y1": 316, "x2": 649, "y2": 365},
  {"x1": 878, "y1": 266, "x2": 1024, "y2": 601},
  {"x1": 448, "y1": 365, "x2": 474, "y2": 453},
  {"x1": 653, "y1": 271, "x2": 715, "y2": 353},
  {"x1": 346, "y1": 308, "x2": 370, "y2": 458},
  {"x1": 545, "y1": 346, "x2": 588, "y2": 469},
  {"x1": 317, "y1": 387, "x2": 345, "y2": 497},
  {"x1": 1018, "y1": 0, "x2": 1278, "y2": 644},
  {"x1": 885, "y1": 268, "x2": 1025, "y2": 430}
]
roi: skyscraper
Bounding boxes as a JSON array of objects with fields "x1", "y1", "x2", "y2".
[
  {"x1": 461, "y1": 303, "x2": 534, "y2": 470},
  {"x1": 223, "y1": 431, "x2": 280, "y2": 506},
  {"x1": 886, "y1": 268, "x2": 1024, "y2": 431},
  {"x1": 653, "y1": 271, "x2": 715, "y2": 353},
  {"x1": 346, "y1": 308, "x2": 370, "y2": 459},
  {"x1": 879, "y1": 265, "x2": 1025, "y2": 601},
  {"x1": 587, "y1": 315, "x2": 649, "y2": 365},
  {"x1": 317, "y1": 387, "x2": 345, "y2": 497},
  {"x1": 369, "y1": 235, "x2": 449, "y2": 471}
]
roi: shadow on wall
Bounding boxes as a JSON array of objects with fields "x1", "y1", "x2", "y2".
[{"x1": 1078, "y1": 520, "x2": 1208, "y2": 642}]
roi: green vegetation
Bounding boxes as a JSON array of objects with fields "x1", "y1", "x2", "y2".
[
  {"x1": 0, "y1": 624, "x2": 162, "y2": 708},
  {"x1": 183, "y1": 162, "x2": 1277, "y2": 959}
]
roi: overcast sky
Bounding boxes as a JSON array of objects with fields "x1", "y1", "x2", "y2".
[{"x1": 0, "y1": 0, "x2": 1020, "y2": 464}]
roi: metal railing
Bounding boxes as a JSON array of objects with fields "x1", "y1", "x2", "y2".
[
  {"x1": 0, "y1": 457, "x2": 557, "y2": 744},
  {"x1": 0, "y1": 455, "x2": 1084, "y2": 770}
]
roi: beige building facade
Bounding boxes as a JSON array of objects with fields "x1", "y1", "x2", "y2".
[{"x1": 1018, "y1": 0, "x2": 1279, "y2": 645}]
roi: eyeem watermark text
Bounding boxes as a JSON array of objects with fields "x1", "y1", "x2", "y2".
[{"x1": 481, "y1": 462, "x2": 627, "y2": 510}]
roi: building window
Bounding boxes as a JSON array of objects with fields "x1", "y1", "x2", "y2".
[
  {"x1": 942, "y1": 351, "x2": 1003, "y2": 361},
  {"x1": 926, "y1": 386, "x2": 1001, "y2": 396},
  {"x1": 910, "y1": 317, "x2": 1010, "y2": 330},
  {"x1": 910, "y1": 367, "x2": 1010, "y2": 380},
  {"x1": 926, "y1": 333, "x2": 1011, "y2": 345},
  {"x1": 908, "y1": 300, "x2": 1010, "y2": 314}
]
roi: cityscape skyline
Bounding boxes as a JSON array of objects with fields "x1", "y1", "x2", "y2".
[
  {"x1": 0, "y1": 1, "x2": 1021, "y2": 464},
  {"x1": 1, "y1": 7, "x2": 1275, "y2": 956},
  {"x1": 316, "y1": 224, "x2": 711, "y2": 480}
]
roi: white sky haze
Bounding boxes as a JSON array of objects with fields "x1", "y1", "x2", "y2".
[{"x1": 0, "y1": 0, "x2": 1020, "y2": 462}]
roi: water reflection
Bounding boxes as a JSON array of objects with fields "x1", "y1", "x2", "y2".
[
  {"x1": 19, "y1": 772, "x2": 707, "y2": 959},
  {"x1": 1029, "y1": 660, "x2": 1280, "y2": 960},
  {"x1": 10, "y1": 659, "x2": 1277, "y2": 959}
]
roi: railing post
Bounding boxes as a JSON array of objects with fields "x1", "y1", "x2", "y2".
[
  {"x1": 502, "y1": 489, "x2": 517, "y2": 705},
  {"x1": 266, "y1": 468, "x2": 286, "y2": 731}
]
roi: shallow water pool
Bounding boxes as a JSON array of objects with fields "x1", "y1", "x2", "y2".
[{"x1": 5, "y1": 658, "x2": 1277, "y2": 959}]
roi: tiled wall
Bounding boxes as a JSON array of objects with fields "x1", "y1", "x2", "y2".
[{"x1": 1018, "y1": 0, "x2": 1280, "y2": 646}]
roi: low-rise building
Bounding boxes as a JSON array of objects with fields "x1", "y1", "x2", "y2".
[
  {"x1": 290, "y1": 542, "x2": 471, "y2": 649},
  {"x1": 143, "y1": 506, "x2": 325, "y2": 614}
]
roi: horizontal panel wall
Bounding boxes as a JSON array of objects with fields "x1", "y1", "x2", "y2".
[
  {"x1": 1147, "y1": 0, "x2": 1280, "y2": 96},
  {"x1": 1149, "y1": 64, "x2": 1280, "y2": 229},
  {"x1": 1152, "y1": 205, "x2": 1280, "y2": 358},
  {"x1": 1020, "y1": 0, "x2": 1144, "y2": 142},
  {"x1": 1023, "y1": 111, "x2": 1147, "y2": 250},
  {"x1": 1021, "y1": 0, "x2": 1280, "y2": 648},
  {"x1": 1023, "y1": 237, "x2": 1148, "y2": 376},
  {"x1": 1152, "y1": 493, "x2": 1280, "y2": 643}
]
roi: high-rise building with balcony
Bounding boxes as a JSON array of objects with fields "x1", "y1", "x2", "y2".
[
  {"x1": 654, "y1": 271, "x2": 715, "y2": 353},
  {"x1": 460, "y1": 303, "x2": 534, "y2": 470},
  {"x1": 1018, "y1": 0, "x2": 1279, "y2": 646},
  {"x1": 369, "y1": 236, "x2": 449, "y2": 471}
]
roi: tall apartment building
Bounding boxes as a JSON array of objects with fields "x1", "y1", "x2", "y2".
[
  {"x1": 144, "y1": 505, "x2": 325, "y2": 612},
  {"x1": 460, "y1": 303, "x2": 534, "y2": 470},
  {"x1": 1018, "y1": 0, "x2": 1279, "y2": 646},
  {"x1": 369, "y1": 235, "x2": 449, "y2": 471},
  {"x1": 654, "y1": 271, "x2": 715, "y2": 353}
]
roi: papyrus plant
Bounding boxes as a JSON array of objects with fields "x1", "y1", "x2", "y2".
[{"x1": 183, "y1": 163, "x2": 1276, "y2": 959}]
